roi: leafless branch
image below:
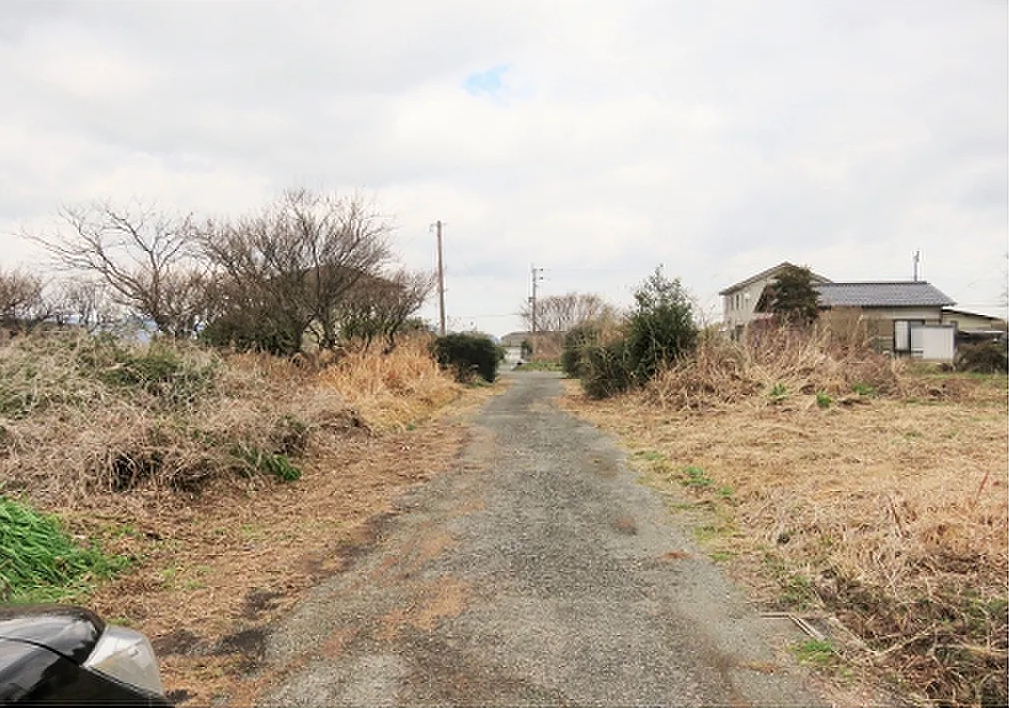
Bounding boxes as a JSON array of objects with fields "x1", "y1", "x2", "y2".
[
  {"x1": 196, "y1": 190, "x2": 393, "y2": 355},
  {"x1": 28, "y1": 201, "x2": 207, "y2": 337}
]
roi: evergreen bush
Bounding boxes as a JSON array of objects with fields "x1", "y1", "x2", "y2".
[
  {"x1": 431, "y1": 333, "x2": 502, "y2": 383},
  {"x1": 625, "y1": 267, "x2": 698, "y2": 384},
  {"x1": 581, "y1": 340, "x2": 634, "y2": 399},
  {"x1": 561, "y1": 323, "x2": 601, "y2": 378}
]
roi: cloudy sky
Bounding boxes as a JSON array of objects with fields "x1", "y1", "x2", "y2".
[{"x1": 2, "y1": 0, "x2": 1006, "y2": 335}]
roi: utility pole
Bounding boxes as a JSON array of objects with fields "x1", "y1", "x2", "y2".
[
  {"x1": 530, "y1": 264, "x2": 544, "y2": 333},
  {"x1": 912, "y1": 250, "x2": 921, "y2": 282},
  {"x1": 433, "y1": 220, "x2": 446, "y2": 336}
]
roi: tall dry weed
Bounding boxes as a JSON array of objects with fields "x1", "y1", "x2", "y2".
[
  {"x1": 0, "y1": 332, "x2": 359, "y2": 505},
  {"x1": 316, "y1": 336, "x2": 461, "y2": 430},
  {"x1": 646, "y1": 328, "x2": 911, "y2": 410}
]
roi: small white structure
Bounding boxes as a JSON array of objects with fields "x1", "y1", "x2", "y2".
[{"x1": 907, "y1": 323, "x2": 956, "y2": 362}]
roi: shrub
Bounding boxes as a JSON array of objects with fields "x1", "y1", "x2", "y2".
[
  {"x1": 94, "y1": 339, "x2": 219, "y2": 408},
  {"x1": 561, "y1": 323, "x2": 601, "y2": 378},
  {"x1": 566, "y1": 269, "x2": 698, "y2": 399},
  {"x1": 0, "y1": 331, "x2": 219, "y2": 419},
  {"x1": 431, "y1": 333, "x2": 502, "y2": 383},
  {"x1": 0, "y1": 331, "x2": 347, "y2": 500},
  {"x1": 520, "y1": 339, "x2": 533, "y2": 360},
  {"x1": 200, "y1": 307, "x2": 303, "y2": 357},
  {"x1": 955, "y1": 340, "x2": 1008, "y2": 374},
  {"x1": 581, "y1": 340, "x2": 634, "y2": 399},
  {"x1": 625, "y1": 267, "x2": 698, "y2": 384}
]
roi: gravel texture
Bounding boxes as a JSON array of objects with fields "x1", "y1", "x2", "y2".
[{"x1": 260, "y1": 371, "x2": 825, "y2": 706}]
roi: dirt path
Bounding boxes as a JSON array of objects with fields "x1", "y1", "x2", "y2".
[{"x1": 259, "y1": 371, "x2": 825, "y2": 706}]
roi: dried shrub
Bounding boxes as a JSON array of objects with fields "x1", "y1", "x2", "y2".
[
  {"x1": 317, "y1": 335, "x2": 461, "y2": 430},
  {"x1": 0, "y1": 331, "x2": 356, "y2": 504},
  {"x1": 956, "y1": 340, "x2": 1008, "y2": 374},
  {"x1": 644, "y1": 327, "x2": 907, "y2": 410}
]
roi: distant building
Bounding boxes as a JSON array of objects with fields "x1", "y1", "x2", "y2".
[
  {"x1": 719, "y1": 262, "x2": 831, "y2": 339},
  {"x1": 719, "y1": 263, "x2": 1005, "y2": 362},
  {"x1": 500, "y1": 331, "x2": 533, "y2": 365}
]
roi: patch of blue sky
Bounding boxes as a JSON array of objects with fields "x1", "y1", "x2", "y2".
[{"x1": 462, "y1": 64, "x2": 510, "y2": 98}]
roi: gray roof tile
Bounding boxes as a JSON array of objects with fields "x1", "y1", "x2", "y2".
[{"x1": 815, "y1": 282, "x2": 955, "y2": 308}]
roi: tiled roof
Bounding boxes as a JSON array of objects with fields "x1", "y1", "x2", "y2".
[{"x1": 815, "y1": 282, "x2": 955, "y2": 308}]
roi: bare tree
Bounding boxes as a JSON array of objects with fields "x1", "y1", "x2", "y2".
[
  {"x1": 29, "y1": 201, "x2": 210, "y2": 337},
  {"x1": 339, "y1": 269, "x2": 435, "y2": 351},
  {"x1": 519, "y1": 292, "x2": 618, "y2": 332},
  {"x1": 197, "y1": 189, "x2": 392, "y2": 355},
  {"x1": 49, "y1": 278, "x2": 124, "y2": 331},
  {"x1": 0, "y1": 268, "x2": 50, "y2": 332}
]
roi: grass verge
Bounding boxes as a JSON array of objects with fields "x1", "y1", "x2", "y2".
[{"x1": 561, "y1": 359, "x2": 1007, "y2": 707}]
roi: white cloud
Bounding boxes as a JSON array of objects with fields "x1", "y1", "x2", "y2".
[{"x1": 0, "y1": 0, "x2": 1005, "y2": 334}]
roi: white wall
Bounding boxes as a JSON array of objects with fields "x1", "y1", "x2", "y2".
[{"x1": 910, "y1": 324, "x2": 955, "y2": 362}]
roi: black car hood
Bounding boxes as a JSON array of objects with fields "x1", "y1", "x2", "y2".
[{"x1": 0, "y1": 605, "x2": 105, "y2": 664}]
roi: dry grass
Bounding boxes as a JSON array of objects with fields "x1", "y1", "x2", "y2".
[
  {"x1": 0, "y1": 333, "x2": 462, "y2": 505},
  {"x1": 645, "y1": 326, "x2": 908, "y2": 411},
  {"x1": 643, "y1": 327, "x2": 968, "y2": 412},
  {"x1": 71, "y1": 413, "x2": 479, "y2": 706},
  {"x1": 0, "y1": 330, "x2": 490, "y2": 705},
  {"x1": 316, "y1": 336, "x2": 462, "y2": 430},
  {"x1": 0, "y1": 333, "x2": 358, "y2": 504},
  {"x1": 561, "y1": 332, "x2": 1008, "y2": 707}
]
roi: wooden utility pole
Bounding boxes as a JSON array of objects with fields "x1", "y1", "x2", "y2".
[
  {"x1": 435, "y1": 220, "x2": 446, "y2": 336},
  {"x1": 530, "y1": 265, "x2": 544, "y2": 333}
]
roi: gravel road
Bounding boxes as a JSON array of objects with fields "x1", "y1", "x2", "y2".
[{"x1": 260, "y1": 371, "x2": 825, "y2": 706}]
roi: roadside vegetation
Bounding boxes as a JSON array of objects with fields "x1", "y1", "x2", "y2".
[
  {"x1": 563, "y1": 317, "x2": 1008, "y2": 707},
  {"x1": 0, "y1": 326, "x2": 484, "y2": 703},
  {"x1": 0, "y1": 190, "x2": 500, "y2": 704},
  {"x1": 561, "y1": 267, "x2": 698, "y2": 398},
  {"x1": 0, "y1": 495, "x2": 127, "y2": 603},
  {"x1": 430, "y1": 332, "x2": 504, "y2": 384}
]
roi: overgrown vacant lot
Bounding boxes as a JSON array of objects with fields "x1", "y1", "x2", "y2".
[
  {"x1": 0, "y1": 331, "x2": 493, "y2": 705},
  {"x1": 561, "y1": 338, "x2": 1008, "y2": 708}
]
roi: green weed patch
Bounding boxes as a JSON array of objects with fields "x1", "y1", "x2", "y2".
[{"x1": 0, "y1": 496, "x2": 126, "y2": 603}]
